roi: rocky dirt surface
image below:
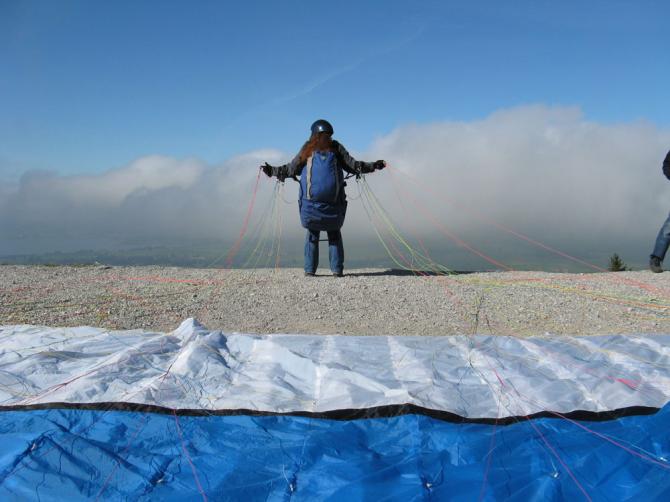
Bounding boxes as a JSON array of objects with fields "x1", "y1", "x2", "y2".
[{"x1": 2, "y1": 265, "x2": 670, "y2": 336}]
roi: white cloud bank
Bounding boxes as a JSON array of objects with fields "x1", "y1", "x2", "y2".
[
  {"x1": 364, "y1": 106, "x2": 670, "y2": 251},
  {"x1": 1, "y1": 105, "x2": 669, "y2": 267}
]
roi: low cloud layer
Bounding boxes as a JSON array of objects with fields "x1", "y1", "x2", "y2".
[
  {"x1": 2, "y1": 105, "x2": 669, "y2": 268},
  {"x1": 363, "y1": 106, "x2": 670, "y2": 262}
]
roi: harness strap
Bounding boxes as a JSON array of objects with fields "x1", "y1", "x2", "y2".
[{"x1": 306, "y1": 155, "x2": 313, "y2": 200}]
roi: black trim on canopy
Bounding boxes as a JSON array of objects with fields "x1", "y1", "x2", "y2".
[{"x1": 0, "y1": 402, "x2": 661, "y2": 425}]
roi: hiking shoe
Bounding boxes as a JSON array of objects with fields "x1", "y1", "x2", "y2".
[
  {"x1": 332, "y1": 272, "x2": 344, "y2": 278},
  {"x1": 650, "y1": 256, "x2": 663, "y2": 273},
  {"x1": 304, "y1": 272, "x2": 315, "y2": 277}
]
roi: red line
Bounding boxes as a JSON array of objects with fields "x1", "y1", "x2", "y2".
[
  {"x1": 361, "y1": 184, "x2": 431, "y2": 277},
  {"x1": 526, "y1": 416, "x2": 593, "y2": 501},
  {"x1": 95, "y1": 415, "x2": 149, "y2": 501},
  {"x1": 514, "y1": 388, "x2": 670, "y2": 470},
  {"x1": 384, "y1": 166, "x2": 510, "y2": 270},
  {"x1": 397, "y1": 180, "x2": 512, "y2": 270},
  {"x1": 387, "y1": 172, "x2": 449, "y2": 271},
  {"x1": 387, "y1": 238, "x2": 430, "y2": 277},
  {"x1": 512, "y1": 340, "x2": 660, "y2": 403},
  {"x1": 478, "y1": 389, "x2": 501, "y2": 502},
  {"x1": 380, "y1": 174, "x2": 514, "y2": 334},
  {"x1": 173, "y1": 410, "x2": 208, "y2": 501},
  {"x1": 20, "y1": 362, "x2": 116, "y2": 405},
  {"x1": 388, "y1": 164, "x2": 670, "y2": 298},
  {"x1": 484, "y1": 335, "x2": 669, "y2": 472},
  {"x1": 224, "y1": 169, "x2": 262, "y2": 268},
  {"x1": 275, "y1": 184, "x2": 284, "y2": 270},
  {"x1": 1, "y1": 337, "x2": 168, "y2": 483},
  {"x1": 469, "y1": 335, "x2": 594, "y2": 500},
  {"x1": 125, "y1": 275, "x2": 224, "y2": 286},
  {"x1": 547, "y1": 409, "x2": 670, "y2": 469}
]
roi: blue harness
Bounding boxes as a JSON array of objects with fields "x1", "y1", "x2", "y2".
[{"x1": 298, "y1": 151, "x2": 347, "y2": 231}]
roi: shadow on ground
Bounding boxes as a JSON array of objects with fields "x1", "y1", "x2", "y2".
[{"x1": 343, "y1": 269, "x2": 474, "y2": 277}]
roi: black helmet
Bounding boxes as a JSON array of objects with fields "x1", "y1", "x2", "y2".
[{"x1": 310, "y1": 119, "x2": 334, "y2": 135}]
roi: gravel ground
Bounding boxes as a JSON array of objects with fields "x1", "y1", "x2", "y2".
[{"x1": 2, "y1": 265, "x2": 670, "y2": 336}]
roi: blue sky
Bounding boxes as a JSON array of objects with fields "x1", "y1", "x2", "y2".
[{"x1": 2, "y1": 0, "x2": 668, "y2": 179}]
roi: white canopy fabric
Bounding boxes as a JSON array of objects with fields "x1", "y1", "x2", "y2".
[{"x1": 1, "y1": 318, "x2": 668, "y2": 418}]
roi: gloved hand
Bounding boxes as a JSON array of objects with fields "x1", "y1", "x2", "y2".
[
  {"x1": 261, "y1": 162, "x2": 273, "y2": 177},
  {"x1": 374, "y1": 160, "x2": 386, "y2": 170}
]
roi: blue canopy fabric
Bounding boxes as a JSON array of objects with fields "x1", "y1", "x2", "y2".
[{"x1": 1, "y1": 319, "x2": 669, "y2": 500}]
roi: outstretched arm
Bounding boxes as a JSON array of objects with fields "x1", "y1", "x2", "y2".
[
  {"x1": 260, "y1": 154, "x2": 305, "y2": 181},
  {"x1": 333, "y1": 141, "x2": 385, "y2": 175}
]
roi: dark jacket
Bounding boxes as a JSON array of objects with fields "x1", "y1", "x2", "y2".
[
  {"x1": 664, "y1": 151, "x2": 670, "y2": 180},
  {"x1": 270, "y1": 140, "x2": 377, "y2": 182},
  {"x1": 270, "y1": 140, "x2": 377, "y2": 231}
]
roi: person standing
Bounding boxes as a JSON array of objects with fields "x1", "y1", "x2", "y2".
[
  {"x1": 650, "y1": 150, "x2": 670, "y2": 272},
  {"x1": 261, "y1": 119, "x2": 386, "y2": 277}
]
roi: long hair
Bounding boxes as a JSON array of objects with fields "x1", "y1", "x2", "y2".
[{"x1": 297, "y1": 133, "x2": 335, "y2": 165}]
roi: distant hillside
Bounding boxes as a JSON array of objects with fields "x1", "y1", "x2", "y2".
[
  {"x1": 0, "y1": 243, "x2": 389, "y2": 269},
  {"x1": 0, "y1": 240, "x2": 644, "y2": 272}
]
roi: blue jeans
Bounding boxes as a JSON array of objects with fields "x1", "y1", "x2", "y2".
[
  {"x1": 304, "y1": 229, "x2": 344, "y2": 274},
  {"x1": 652, "y1": 212, "x2": 670, "y2": 260}
]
